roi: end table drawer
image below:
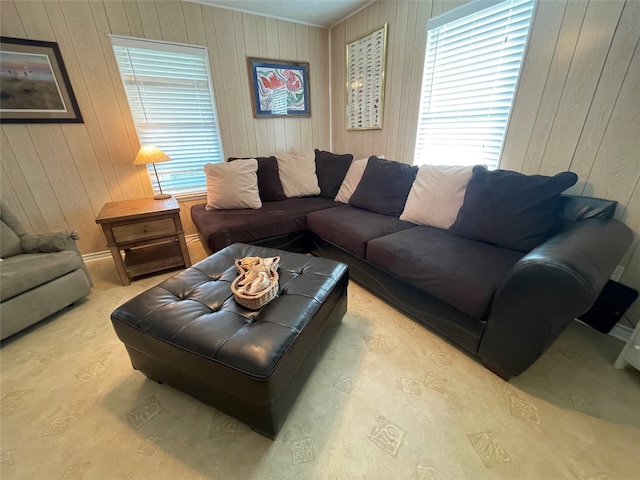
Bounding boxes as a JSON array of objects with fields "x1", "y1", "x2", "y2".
[{"x1": 112, "y1": 218, "x2": 176, "y2": 243}]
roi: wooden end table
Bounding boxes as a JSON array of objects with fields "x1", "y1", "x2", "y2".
[{"x1": 96, "y1": 197, "x2": 191, "y2": 286}]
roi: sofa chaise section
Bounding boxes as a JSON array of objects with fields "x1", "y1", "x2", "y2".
[{"x1": 192, "y1": 197, "x2": 341, "y2": 254}]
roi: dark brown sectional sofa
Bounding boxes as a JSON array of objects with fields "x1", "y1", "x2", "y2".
[{"x1": 191, "y1": 155, "x2": 632, "y2": 379}]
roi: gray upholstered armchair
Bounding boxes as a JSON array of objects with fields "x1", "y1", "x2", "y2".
[{"x1": 0, "y1": 200, "x2": 93, "y2": 340}]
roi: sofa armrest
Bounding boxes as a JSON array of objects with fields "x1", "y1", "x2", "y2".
[
  {"x1": 478, "y1": 218, "x2": 632, "y2": 379},
  {"x1": 20, "y1": 230, "x2": 94, "y2": 288},
  {"x1": 21, "y1": 230, "x2": 80, "y2": 253}
]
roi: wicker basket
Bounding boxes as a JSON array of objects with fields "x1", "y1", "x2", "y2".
[{"x1": 230, "y1": 256, "x2": 280, "y2": 310}]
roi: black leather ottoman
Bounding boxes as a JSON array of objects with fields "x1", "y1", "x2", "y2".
[{"x1": 110, "y1": 243, "x2": 348, "y2": 438}]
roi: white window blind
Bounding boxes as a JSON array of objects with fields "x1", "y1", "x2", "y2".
[
  {"x1": 111, "y1": 36, "x2": 223, "y2": 196},
  {"x1": 414, "y1": 0, "x2": 535, "y2": 168}
]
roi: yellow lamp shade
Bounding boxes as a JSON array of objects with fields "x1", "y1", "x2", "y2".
[
  {"x1": 133, "y1": 146, "x2": 172, "y2": 200},
  {"x1": 133, "y1": 146, "x2": 171, "y2": 165}
]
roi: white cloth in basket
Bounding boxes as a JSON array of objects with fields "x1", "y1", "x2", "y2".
[
  {"x1": 234, "y1": 257, "x2": 279, "y2": 296},
  {"x1": 232, "y1": 257, "x2": 280, "y2": 297}
]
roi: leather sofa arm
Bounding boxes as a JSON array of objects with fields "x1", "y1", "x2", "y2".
[{"x1": 478, "y1": 218, "x2": 632, "y2": 379}]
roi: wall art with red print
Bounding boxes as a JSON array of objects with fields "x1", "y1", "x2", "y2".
[{"x1": 248, "y1": 57, "x2": 310, "y2": 118}]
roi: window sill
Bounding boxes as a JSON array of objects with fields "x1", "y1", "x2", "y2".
[{"x1": 174, "y1": 192, "x2": 207, "y2": 203}]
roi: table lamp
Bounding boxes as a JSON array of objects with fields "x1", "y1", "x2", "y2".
[{"x1": 133, "y1": 146, "x2": 172, "y2": 200}]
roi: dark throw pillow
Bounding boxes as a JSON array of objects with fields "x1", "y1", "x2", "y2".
[
  {"x1": 314, "y1": 149, "x2": 353, "y2": 199},
  {"x1": 349, "y1": 156, "x2": 418, "y2": 217},
  {"x1": 449, "y1": 166, "x2": 578, "y2": 252},
  {"x1": 228, "y1": 156, "x2": 287, "y2": 202}
]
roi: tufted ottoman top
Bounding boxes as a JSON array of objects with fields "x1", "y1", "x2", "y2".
[{"x1": 111, "y1": 243, "x2": 348, "y2": 378}]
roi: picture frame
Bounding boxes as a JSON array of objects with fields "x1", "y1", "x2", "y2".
[
  {"x1": 0, "y1": 36, "x2": 83, "y2": 123},
  {"x1": 346, "y1": 23, "x2": 388, "y2": 131},
  {"x1": 247, "y1": 57, "x2": 310, "y2": 118}
]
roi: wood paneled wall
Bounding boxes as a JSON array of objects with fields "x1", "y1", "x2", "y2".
[
  {"x1": 331, "y1": 0, "x2": 639, "y2": 326},
  {"x1": 330, "y1": 0, "x2": 467, "y2": 163},
  {"x1": 0, "y1": 0, "x2": 330, "y2": 254}
]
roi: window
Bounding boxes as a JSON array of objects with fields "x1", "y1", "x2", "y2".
[
  {"x1": 414, "y1": 0, "x2": 535, "y2": 168},
  {"x1": 111, "y1": 36, "x2": 224, "y2": 196}
]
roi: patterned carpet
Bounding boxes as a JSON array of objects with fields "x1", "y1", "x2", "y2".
[{"x1": 1, "y1": 241, "x2": 639, "y2": 480}]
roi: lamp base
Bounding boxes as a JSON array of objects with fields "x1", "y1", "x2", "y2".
[{"x1": 153, "y1": 193, "x2": 172, "y2": 200}]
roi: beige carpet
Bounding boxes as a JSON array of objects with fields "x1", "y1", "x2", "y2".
[{"x1": 1, "y1": 241, "x2": 639, "y2": 480}]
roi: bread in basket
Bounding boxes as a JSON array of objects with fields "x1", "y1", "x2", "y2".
[{"x1": 230, "y1": 256, "x2": 280, "y2": 309}]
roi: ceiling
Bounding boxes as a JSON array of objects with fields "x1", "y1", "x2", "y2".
[{"x1": 192, "y1": 0, "x2": 373, "y2": 28}]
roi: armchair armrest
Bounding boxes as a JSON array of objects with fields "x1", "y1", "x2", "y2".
[
  {"x1": 478, "y1": 218, "x2": 632, "y2": 379},
  {"x1": 20, "y1": 229, "x2": 93, "y2": 288},
  {"x1": 21, "y1": 230, "x2": 80, "y2": 253}
]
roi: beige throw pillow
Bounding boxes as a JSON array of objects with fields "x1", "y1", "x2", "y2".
[
  {"x1": 334, "y1": 158, "x2": 369, "y2": 204},
  {"x1": 276, "y1": 151, "x2": 321, "y2": 198},
  {"x1": 400, "y1": 164, "x2": 473, "y2": 228},
  {"x1": 204, "y1": 160, "x2": 262, "y2": 210}
]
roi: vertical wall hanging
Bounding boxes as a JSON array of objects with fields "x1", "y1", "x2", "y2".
[{"x1": 346, "y1": 23, "x2": 388, "y2": 130}]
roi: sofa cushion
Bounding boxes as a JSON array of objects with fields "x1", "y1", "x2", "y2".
[
  {"x1": 400, "y1": 164, "x2": 474, "y2": 229},
  {"x1": 349, "y1": 156, "x2": 418, "y2": 217},
  {"x1": 228, "y1": 156, "x2": 287, "y2": 202},
  {"x1": 276, "y1": 152, "x2": 321, "y2": 198},
  {"x1": 307, "y1": 205, "x2": 415, "y2": 258},
  {"x1": 1, "y1": 220, "x2": 21, "y2": 258},
  {"x1": 191, "y1": 197, "x2": 340, "y2": 253},
  {"x1": 449, "y1": 166, "x2": 578, "y2": 252},
  {"x1": 314, "y1": 149, "x2": 353, "y2": 199},
  {"x1": 0, "y1": 251, "x2": 84, "y2": 302},
  {"x1": 334, "y1": 157, "x2": 369, "y2": 204},
  {"x1": 367, "y1": 226, "x2": 525, "y2": 319},
  {"x1": 204, "y1": 160, "x2": 262, "y2": 210}
]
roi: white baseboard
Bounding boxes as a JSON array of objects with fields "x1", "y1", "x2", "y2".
[
  {"x1": 82, "y1": 234, "x2": 200, "y2": 264},
  {"x1": 609, "y1": 323, "x2": 633, "y2": 342},
  {"x1": 82, "y1": 250, "x2": 112, "y2": 263},
  {"x1": 576, "y1": 318, "x2": 632, "y2": 342}
]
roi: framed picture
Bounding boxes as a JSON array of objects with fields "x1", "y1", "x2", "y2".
[
  {"x1": 0, "y1": 36, "x2": 83, "y2": 123},
  {"x1": 248, "y1": 57, "x2": 310, "y2": 118},
  {"x1": 346, "y1": 23, "x2": 388, "y2": 130}
]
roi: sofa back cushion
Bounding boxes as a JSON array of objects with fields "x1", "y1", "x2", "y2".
[
  {"x1": 314, "y1": 149, "x2": 353, "y2": 199},
  {"x1": 228, "y1": 156, "x2": 287, "y2": 202},
  {"x1": 349, "y1": 156, "x2": 418, "y2": 217},
  {"x1": 449, "y1": 166, "x2": 578, "y2": 251},
  {"x1": 400, "y1": 164, "x2": 474, "y2": 229},
  {"x1": 1, "y1": 220, "x2": 21, "y2": 258},
  {"x1": 204, "y1": 160, "x2": 262, "y2": 210},
  {"x1": 276, "y1": 152, "x2": 321, "y2": 198},
  {"x1": 334, "y1": 157, "x2": 369, "y2": 204}
]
